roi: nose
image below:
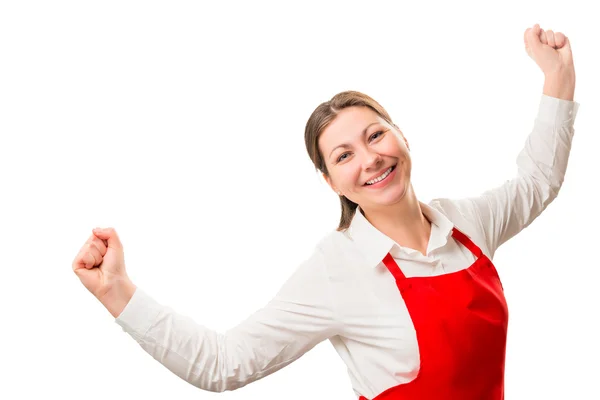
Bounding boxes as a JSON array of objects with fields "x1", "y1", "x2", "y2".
[{"x1": 362, "y1": 150, "x2": 383, "y2": 170}]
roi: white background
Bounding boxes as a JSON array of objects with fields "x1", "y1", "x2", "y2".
[{"x1": 1, "y1": 0, "x2": 598, "y2": 399}]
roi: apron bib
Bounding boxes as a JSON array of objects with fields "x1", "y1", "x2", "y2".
[{"x1": 360, "y1": 227, "x2": 509, "y2": 400}]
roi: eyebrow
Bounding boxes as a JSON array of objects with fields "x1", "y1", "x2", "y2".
[{"x1": 328, "y1": 122, "x2": 380, "y2": 159}]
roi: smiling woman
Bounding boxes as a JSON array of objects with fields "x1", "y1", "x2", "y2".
[
  {"x1": 305, "y1": 91, "x2": 413, "y2": 232},
  {"x1": 72, "y1": 24, "x2": 580, "y2": 400}
]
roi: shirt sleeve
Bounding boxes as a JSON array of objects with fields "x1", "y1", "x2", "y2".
[
  {"x1": 460, "y1": 94, "x2": 580, "y2": 257},
  {"x1": 114, "y1": 246, "x2": 340, "y2": 392}
]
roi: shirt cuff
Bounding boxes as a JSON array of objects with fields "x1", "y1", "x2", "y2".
[
  {"x1": 537, "y1": 94, "x2": 580, "y2": 126},
  {"x1": 115, "y1": 287, "x2": 163, "y2": 340}
]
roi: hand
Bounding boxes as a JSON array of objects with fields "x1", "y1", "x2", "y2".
[
  {"x1": 524, "y1": 24, "x2": 574, "y2": 77},
  {"x1": 72, "y1": 227, "x2": 131, "y2": 302}
]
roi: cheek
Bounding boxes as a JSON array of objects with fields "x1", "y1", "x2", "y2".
[
  {"x1": 336, "y1": 165, "x2": 362, "y2": 188},
  {"x1": 378, "y1": 137, "x2": 404, "y2": 157},
  {"x1": 401, "y1": 148, "x2": 411, "y2": 162},
  {"x1": 394, "y1": 143, "x2": 411, "y2": 161},
  {"x1": 402, "y1": 153, "x2": 412, "y2": 177}
]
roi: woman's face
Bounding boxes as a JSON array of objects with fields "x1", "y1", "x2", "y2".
[{"x1": 318, "y1": 106, "x2": 412, "y2": 211}]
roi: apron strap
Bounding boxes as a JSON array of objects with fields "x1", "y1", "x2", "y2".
[
  {"x1": 451, "y1": 227, "x2": 483, "y2": 258},
  {"x1": 382, "y1": 252, "x2": 406, "y2": 280}
]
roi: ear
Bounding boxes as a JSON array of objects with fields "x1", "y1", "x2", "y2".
[{"x1": 322, "y1": 172, "x2": 342, "y2": 196}]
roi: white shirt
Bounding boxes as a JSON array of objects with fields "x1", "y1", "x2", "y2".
[{"x1": 115, "y1": 94, "x2": 579, "y2": 398}]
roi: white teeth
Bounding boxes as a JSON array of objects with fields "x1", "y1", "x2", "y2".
[{"x1": 366, "y1": 167, "x2": 392, "y2": 185}]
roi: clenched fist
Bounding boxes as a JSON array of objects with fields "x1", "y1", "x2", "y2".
[
  {"x1": 524, "y1": 24, "x2": 575, "y2": 77},
  {"x1": 72, "y1": 227, "x2": 136, "y2": 317}
]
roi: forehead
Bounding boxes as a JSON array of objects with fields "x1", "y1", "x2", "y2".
[{"x1": 319, "y1": 106, "x2": 386, "y2": 152}]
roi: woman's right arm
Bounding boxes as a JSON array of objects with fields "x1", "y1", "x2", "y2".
[{"x1": 107, "y1": 246, "x2": 340, "y2": 392}]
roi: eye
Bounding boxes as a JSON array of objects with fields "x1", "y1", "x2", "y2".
[
  {"x1": 337, "y1": 152, "x2": 350, "y2": 163},
  {"x1": 369, "y1": 130, "x2": 384, "y2": 141}
]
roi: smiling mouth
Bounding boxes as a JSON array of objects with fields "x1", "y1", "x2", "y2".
[{"x1": 364, "y1": 164, "x2": 396, "y2": 186}]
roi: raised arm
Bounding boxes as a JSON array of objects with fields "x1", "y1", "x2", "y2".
[
  {"x1": 111, "y1": 246, "x2": 339, "y2": 392},
  {"x1": 456, "y1": 24, "x2": 579, "y2": 256}
]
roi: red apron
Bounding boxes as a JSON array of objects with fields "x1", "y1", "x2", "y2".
[{"x1": 360, "y1": 227, "x2": 509, "y2": 400}]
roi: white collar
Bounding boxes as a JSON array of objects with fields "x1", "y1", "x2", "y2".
[{"x1": 345, "y1": 201, "x2": 455, "y2": 268}]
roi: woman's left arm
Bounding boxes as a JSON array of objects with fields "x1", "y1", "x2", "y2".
[{"x1": 462, "y1": 25, "x2": 580, "y2": 255}]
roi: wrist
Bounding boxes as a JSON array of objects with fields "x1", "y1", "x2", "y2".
[
  {"x1": 100, "y1": 278, "x2": 137, "y2": 318},
  {"x1": 543, "y1": 68, "x2": 576, "y2": 101}
]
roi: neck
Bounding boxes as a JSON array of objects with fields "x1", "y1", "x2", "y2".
[{"x1": 360, "y1": 183, "x2": 431, "y2": 256}]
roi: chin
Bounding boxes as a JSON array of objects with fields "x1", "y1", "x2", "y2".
[{"x1": 383, "y1": 185, "x2": 408, "y2": 205}]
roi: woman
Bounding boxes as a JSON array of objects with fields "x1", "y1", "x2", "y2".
[{"x1": 72, "y1": 24, "x2": 578, "y2": 399}]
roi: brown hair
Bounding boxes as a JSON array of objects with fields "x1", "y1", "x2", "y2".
[{"x1": 304, "y1": 90, "x2": 394, "y2": 231}]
